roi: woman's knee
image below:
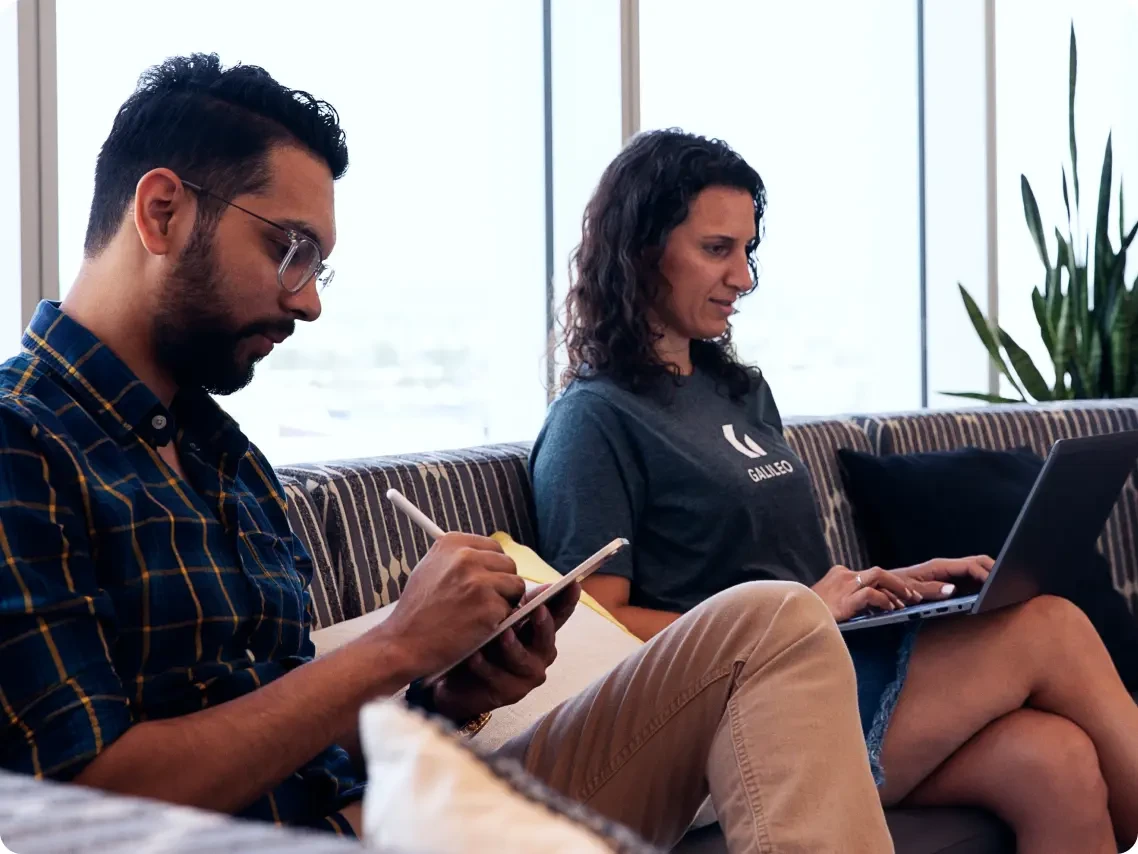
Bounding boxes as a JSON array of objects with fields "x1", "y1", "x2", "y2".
[{"x1": 1010, "y1": 594, "x2": 1101, "y2": 660}]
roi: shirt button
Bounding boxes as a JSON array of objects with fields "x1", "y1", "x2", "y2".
[{"x1": 151, "y1": 414, "x2": 168, "y2": 430}]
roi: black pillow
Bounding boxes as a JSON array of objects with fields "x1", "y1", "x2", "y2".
[{"x1": 837, "y1": 445, "x2": 1138, "y2": 691}]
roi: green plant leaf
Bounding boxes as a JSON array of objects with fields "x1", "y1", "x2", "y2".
[
  {"x1": 1109, "y1": 290, "x2": 1132, "y2": 397},
  {"x1": 1074, "y1": 237, "x2": 1090, "y2": 340},
  {"x1": 1094, "y1": 133, "x2": 1114, "y2": 312},
  {"x1": 1069, "y1": 22, "x2": 1079, "y2": 207},
  {"x1": 1049, "y1": 230, "x2": 1070, "y2": 328},
  {"x1": 1032, "y1": 286, "x2": 1054, "y2": 355},
  {"x1": 940, "y1": 392, "x2": 1026, "y2": 404},
  {"x1": 1063, "y1": 166, "x2": 1072, "y2": 227},
  {"x1": 1088, "y1": 326, "x2": 1103, "y2": 393},
  {"x1": 1022, "y1": 175, "x2": 1051, "y2": 270},
  {"x1": 1122, "y1": 219, "x2": 1138, "y2": 254},
  {"x1": 1120, "y1": 181, "x2": 1125, "y2": 246},
  {"x1": 1070, "y1": 358, "x2": 1088, "y2": 397},
  {"x1": 998, "y1": 328, "x2": 1054, "y2": 402},
  {"x1": 957, "y1": 283, "x2": 1026, "y2": 399},
  {"x1": 1054, "y1": 288, "x2": 1075, "y2": 392}
]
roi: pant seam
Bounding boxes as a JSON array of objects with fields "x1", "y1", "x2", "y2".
[{"x1": 728, "y1": 682, "x2": 774, "y2": 854}]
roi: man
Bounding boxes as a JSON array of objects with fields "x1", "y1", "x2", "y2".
[{"x1": 0, "y1": 54, "x2": 892, "y2": 853}]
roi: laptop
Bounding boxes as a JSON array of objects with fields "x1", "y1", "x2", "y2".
[{"x1": 839, "y1": 429, "x2": 1138, "y2": 633}]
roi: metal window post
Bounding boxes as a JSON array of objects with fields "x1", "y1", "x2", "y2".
[
  {"x1": 620, "y1": 0, "x2": 639, "y2": 144},
  {"x1": 983, "y1": 0, "x2": 999, "y2": 397},
  {"x1": 16, "y1": 0, "x2": 57, "y2": 330}
]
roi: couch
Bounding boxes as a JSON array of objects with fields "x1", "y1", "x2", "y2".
[{"x1": 279, "y1": 399, "x2": 1138, "y2": 854}]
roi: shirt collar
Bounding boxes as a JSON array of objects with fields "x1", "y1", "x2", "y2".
[{"x1": 22, "y1": 300, "x2": 249, "y2": 459}]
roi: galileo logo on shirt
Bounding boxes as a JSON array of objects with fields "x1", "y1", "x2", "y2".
[
  {"x1": 722, "y1": 424, "x2": 767, "y2": 458},
  {"x1": 722, "y1": 425, "x2": 794, "y2": 483}
]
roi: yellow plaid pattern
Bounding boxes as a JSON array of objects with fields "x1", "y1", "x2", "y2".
[{"x1": 0, "y1": 301, "x2": 361, "y2": 833}]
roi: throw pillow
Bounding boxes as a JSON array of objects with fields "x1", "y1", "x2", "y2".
[
  {"x1": 837, "y1": 445, "x2": 1138, "y2": 690},
  {"x1": 360, "y1": 699, "x2": 660, "y2": 853}
]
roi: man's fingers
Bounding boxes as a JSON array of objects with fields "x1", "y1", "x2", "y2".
[
  {"x1": 487, "y1": 572, "x2": 527, "y2": 605},
  {"x1": 546, "y1": 582, "x2": 580, "y2": 629},
  {"x1": 526, "y1": 606, "x2": 558, "y2": 665},
  {"x1": 437, "y1": 532, "x2": 506, "y2": 554},
  {"x1": 496, "y1": 628, "x2": 543, "y2": 677}
]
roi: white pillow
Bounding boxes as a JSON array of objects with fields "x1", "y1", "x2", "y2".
[
  {"x1": 311, "y1": 585, "x2": 717, "y2": 831},
  {"x1": 360, "y1": 700, "x2": 659, "y2": 853}
]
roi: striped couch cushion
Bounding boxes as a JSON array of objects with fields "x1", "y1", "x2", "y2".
[
  {"x1": 279, "y1": 474, "x2": 342, "y2": 629},
  {"x1": 859, "y1": 400, "x2": 1138, "y2": 612},
  {"x1": 278, "y1": 444, "x2": 536, "y2": 624},
  {"x1": 783, "y1": 418, "x2": 875, "y2": 572}
]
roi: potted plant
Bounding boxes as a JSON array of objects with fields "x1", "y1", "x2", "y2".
[{"x1": 949, "y1": 24, "x2": 1138, "y2": 403}]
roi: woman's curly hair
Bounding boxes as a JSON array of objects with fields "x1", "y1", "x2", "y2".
[{"x1": 561, "y1": 128, "x2": 766, "y2": 400}]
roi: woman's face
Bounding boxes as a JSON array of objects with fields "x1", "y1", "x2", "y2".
[{"x1": 654, "y1": 185, "x2": 756, "y2": 343}]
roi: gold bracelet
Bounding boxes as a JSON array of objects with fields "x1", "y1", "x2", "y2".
[{"x1": 458, "y1": 711, "x2": 492, "y2": 737}]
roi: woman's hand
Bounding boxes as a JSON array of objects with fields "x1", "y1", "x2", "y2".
[
  {"x1": 892, "y1": 556, "x2": 994, "y2": 598},
  {"x1": 811, "y1": 566, "x2": 920, "y2": 623}
]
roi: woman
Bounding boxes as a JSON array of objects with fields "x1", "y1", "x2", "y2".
[{"x1": 531, "y1": 128, "x2": 1138, "y2": 854}]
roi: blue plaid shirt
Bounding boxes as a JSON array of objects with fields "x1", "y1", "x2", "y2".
[{"x1": 0, "y1": 302, "x2": 361, "y2": 833}]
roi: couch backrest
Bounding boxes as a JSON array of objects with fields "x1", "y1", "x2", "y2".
[
  {"x1": 278, "y1": 444, "x2": 535, "y2": 625},
  {"x1": 859, "y1": 399, "x2": 1138, "y2": 610},
  {"x1": 282, "y1": 401, "x2": 1138, "y2": 627}
]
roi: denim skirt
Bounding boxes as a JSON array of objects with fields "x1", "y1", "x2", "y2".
[{"x1": 844, "y1": 621, "x2": 922, "y2": 786}]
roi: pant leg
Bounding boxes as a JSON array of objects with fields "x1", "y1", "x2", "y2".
[{"x1": 494, "y1": 581, "x2": 893, "y2": 854}]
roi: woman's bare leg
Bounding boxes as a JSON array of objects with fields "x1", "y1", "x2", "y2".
[
  {"x1": 902, "y1": 708, "x2": 1114, "y2": 853},
  {"x1": 877, "y1": 595, "x2": 1138, "y2": 848}
]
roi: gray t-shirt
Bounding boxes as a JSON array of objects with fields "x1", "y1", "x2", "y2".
[{"x1": 529, "y1": 369, "x2": 833, "y2": 613}]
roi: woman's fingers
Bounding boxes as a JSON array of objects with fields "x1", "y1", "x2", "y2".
[
  {"x1": 846, "y1": 586, "x2": 898, "y2": 617},
  {"x1": 861, "y1": 567, "x2": 919, "y2": 603}
]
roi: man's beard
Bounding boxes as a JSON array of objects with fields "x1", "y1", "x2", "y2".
[{"x1": 153, "y1": 228, "x2": 293, "y2": 396}]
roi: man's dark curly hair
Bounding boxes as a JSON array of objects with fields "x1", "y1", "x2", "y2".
[
  {"x1": 561, "y1": 128, "x2": 766, "y2": 400},
  {"x1": 84, "y1": 52, "x2": 349, "y2": 256}
]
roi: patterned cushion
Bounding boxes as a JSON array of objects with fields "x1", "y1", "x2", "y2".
[
  {"x1": 859, "y1": 400, "x2": 1138, "y2": 612},
  {"x1": 278, "y1": 444, "x2": 536, "y2": 621},
  {"x1": 277, "y1": 402, "x2": 1138, "y2": 624},
  {"x1": 279, "y1": 474, "x2": 342, "y2": 630},
  {"x1": 783, "y1": 418, "x2": 875, "y2": 572}
]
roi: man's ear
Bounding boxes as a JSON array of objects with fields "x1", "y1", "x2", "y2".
[{"x1": 132, "y1": 168, "x2": 195, "y2": 257}]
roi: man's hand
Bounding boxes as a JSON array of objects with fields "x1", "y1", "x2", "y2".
[
  {"x1": 431, "y1": 582, "x2": 581, "y2": 721},
  {"x1": 375, "y1": 533, "x2": 527, "y2": 678}
]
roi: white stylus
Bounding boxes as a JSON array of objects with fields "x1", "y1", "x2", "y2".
[{"x1": 385, "y1": 488, "x2": 447, "y2": 540}]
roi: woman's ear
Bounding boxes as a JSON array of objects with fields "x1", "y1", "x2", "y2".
[{"x1": 132, "y1": 168, "x2": 195, "y2": 257}]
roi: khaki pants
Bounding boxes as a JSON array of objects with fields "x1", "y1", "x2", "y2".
[{"x1": 495, "y1": 582, "x2": 893, "y2": 854}]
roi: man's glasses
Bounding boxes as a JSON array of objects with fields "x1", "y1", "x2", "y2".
[{"x1": 182, "y1": 180, "x2": 334, "y2": 294}]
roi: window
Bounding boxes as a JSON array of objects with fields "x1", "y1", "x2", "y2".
[
  {"x1": 550, "y1": 0, "x2": 623, "y2": 392},
  {"x1": 639, "y1": 0, "x2": 921, "y2": 416},
  {"x1": 994, "y1": 0, "x2": 1138, "y2": 398},
  {"x1": 57, "y1": 1, "x2": 548, "y2": 464},
  {"x1": 0, "y1": 1, "x2": 20, "y2": 351}
]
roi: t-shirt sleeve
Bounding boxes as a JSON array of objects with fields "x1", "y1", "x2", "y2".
[
  {"x1": 751, "y1": 373, "x2": 785, "y2": 434},
  {"x1": 0, "y1": 404, "x2": 132, "y2": 781},
  {"x1": 529, "y1": 391, "x2": 645, "y2": 581}
]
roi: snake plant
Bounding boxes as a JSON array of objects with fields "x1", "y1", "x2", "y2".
[{"x1": 948, "y1": 24, "x2": 1138, "y2": 403}]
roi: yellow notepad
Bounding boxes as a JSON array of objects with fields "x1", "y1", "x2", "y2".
[{"x1": 491, "y1": 532, "x2": 641, "y2": 642}]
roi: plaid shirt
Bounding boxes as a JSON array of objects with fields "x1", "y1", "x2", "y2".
[{"x1": 0, "y1": 302, "x2": 361, "y2": 833}]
